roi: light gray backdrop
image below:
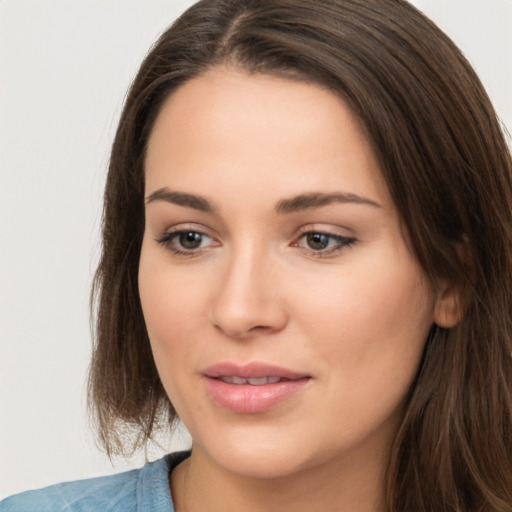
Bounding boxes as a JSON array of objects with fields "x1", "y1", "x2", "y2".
[{"x1": 1, "y1": 0, "x2": 511, "y2": 499}]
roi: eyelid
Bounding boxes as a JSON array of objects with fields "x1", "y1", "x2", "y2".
[
  {"x1": 291, "y1": 224, "x2": 357, "y2": 256},
  {"x1": 153, "y1": 222, "x2": 356, "y2": 258},
  {"x1": 293, "y1": 223, "x2": 355, "y2": 239},
  {"x1": 157, "y1": 222, "x2": 218, "y2": 238},
  {"x1": 155, "y1": 223, "x2": 221, "y2": 256}
]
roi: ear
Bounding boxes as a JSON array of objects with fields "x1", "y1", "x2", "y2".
[
  {"x1": 433, "y1": 240, "x2": 473, "y2": 328},
  {"x1": 433, "y1": 281, "x2": 464, "y2": 328}
]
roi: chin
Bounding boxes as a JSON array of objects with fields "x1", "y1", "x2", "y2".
[
  {"x1": 211, "y1": 446, "x2": 313, "y2": 479},
  {"x1": 191, "y1": 423, "x2": 331, "y2": 480}
]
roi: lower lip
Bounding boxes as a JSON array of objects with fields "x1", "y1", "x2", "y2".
[{"x1": 204, "y1": 377, "x2": 310, "y2": 413}]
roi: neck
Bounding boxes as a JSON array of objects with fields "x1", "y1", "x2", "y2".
[{"x1": 171, "y1": 443, "x2": 389, "y2": 512}]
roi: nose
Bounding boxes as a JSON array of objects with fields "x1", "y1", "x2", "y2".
[{"x1": 209, "y1": 246, "x2": 288, "y2": 339}]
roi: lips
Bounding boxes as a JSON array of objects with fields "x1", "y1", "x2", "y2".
[
  {"x1": 203, "y1": 362, "x2": 311, "y2": 413},
  {"x1": 218, "y1": 376, "x2": 281, "y2": 385}
]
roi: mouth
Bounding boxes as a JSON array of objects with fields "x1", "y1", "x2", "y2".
[
  {"x1": 204, "y1": 361, "x2": 309, "y2": 380},
  {"x1": 202, "y1": 362, "x2": 311, "y2": 413},
  {"x1": 217, "y1": 376, "x2": 284, "y2": 385}
]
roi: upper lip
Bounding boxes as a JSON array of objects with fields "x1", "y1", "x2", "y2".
[{"x1": 203, "y1": 362, "x2": 310, "y2": 380}]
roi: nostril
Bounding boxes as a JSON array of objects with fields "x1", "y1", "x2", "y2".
[
  {"x1": 213, "y1": 322, "x2": 276, "y2": 340},
  {"x1": 250, "y1": 325, "x2": 268, "y2": 331}
]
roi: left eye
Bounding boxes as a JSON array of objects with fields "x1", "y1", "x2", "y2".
[
  {"x1": 156, "y1": 230, "x2": 216, "y2": 254},
  {"x1": 297, "y1": 232, "x2": 355, "y2": 252},
  {"x1": 176, "y1": 231, "x2": 206, "y2": 249}
]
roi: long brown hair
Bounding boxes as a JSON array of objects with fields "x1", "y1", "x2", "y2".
[{"x1": 89, "y1": 1, "x2": 512, "y2": 510}]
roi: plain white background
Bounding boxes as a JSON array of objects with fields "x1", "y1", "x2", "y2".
[{"x1": 1, "y1": 0, "x2": 511, "y2": 499}]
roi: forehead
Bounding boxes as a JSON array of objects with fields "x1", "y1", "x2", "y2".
[{"x1": 144, "y1": 68, "x2": 391, "y2": 211}]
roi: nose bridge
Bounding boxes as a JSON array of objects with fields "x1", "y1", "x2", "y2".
[{"x1": 210, "y1": 238, "x2": 286, "y2": 338}]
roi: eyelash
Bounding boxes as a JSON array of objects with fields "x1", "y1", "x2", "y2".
[
  {"x1": 155, "y1": 228, "x2": 356, "y2": 258},
  {"x1": 293, "y1": 229, "x2": 356, "y2": 257},
  {"x1": 155, "y1": 229, "x2": 217, "y2": 257}
]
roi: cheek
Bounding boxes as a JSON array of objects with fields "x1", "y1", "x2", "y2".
[
  {"x1": 290, "y1": 263, "x2": 434, "y2": 446},
  {"x1": 138, "y1": 255, "x2": 211, "y2": 426},
  {"x1": 295, "y1": 254, "x2": 435, "y2": 393},
  {"x1": 311, "y1": 251, "x2": 433, "y2": 342},
  {"x1": 138, "y1": 244, "x2": 207, "y2": 371}
]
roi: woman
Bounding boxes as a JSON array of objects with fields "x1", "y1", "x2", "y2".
[{"x1": 3, "y1": 0, "x2": 512, "y2": 510}]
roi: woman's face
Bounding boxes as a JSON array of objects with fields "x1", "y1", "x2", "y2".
[{"x1": 139, "y1": 68, "x2": 447, "y2": 479}]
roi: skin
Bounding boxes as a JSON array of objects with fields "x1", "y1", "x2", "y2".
[{"x1": 139, "y1": 68, "x2": 457, "y2": 512}]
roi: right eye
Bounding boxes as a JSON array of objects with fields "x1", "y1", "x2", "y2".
[{"x1": 156, "y1": 230, "x2": 217, "y2": 255}]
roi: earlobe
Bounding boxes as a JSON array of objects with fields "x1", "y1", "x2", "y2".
[
  {"x1": 433, "y1": 283, "x2": 464, "y2": 328},
  {"x1": 434, "y1": 240, "x2": 473, "y2": 328}
]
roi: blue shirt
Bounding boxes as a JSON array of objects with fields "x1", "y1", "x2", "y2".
[{"x1": 0, "y1": 452, "x2": 190, "y2": 512}]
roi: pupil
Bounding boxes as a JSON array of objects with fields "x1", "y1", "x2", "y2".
[
  {"x1": 307, "y1": 233, "x2": 329, "y2": 250},
  {"x1": 180, "y1": 232, "x2": 202, "y2": 249}
]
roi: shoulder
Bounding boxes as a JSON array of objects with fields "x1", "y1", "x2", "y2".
[
  {"x1": 0, "y1": 467, "x2": 140, "y2": 512},
  {"x1": 0, "y1": 452, "x2": 189, "y2": 512}
]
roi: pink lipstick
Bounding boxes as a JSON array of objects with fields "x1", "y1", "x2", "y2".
[{"x1": 203, "y1": 362, "x2": 311, "y2": 413}]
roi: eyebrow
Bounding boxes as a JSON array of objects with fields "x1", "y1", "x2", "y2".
[
  {"x1": 145, "y1": 188, "x2": 381, "y2": 214},
  {"x1": 275, "y1": 192, "x2": 381, "y2": 213},
  {"x1": 145, "y1": 188, "x2": 215, "y2": 212}
]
